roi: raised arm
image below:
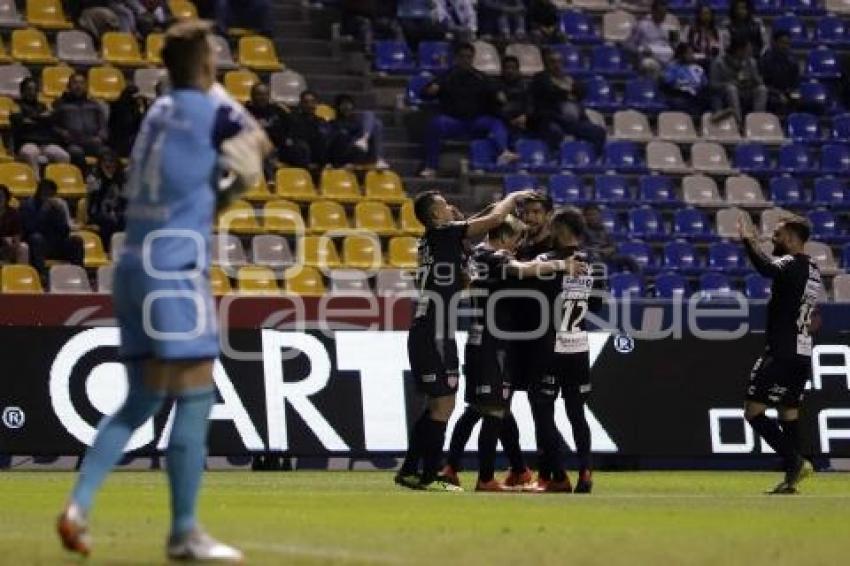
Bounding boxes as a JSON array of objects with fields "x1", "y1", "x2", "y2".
[
  {"x1": 505, "y1": 256, "x2": 588, "y2": 278},
  {"x1": 466, "y1": 190, "x2": 536, "y2": 239},
  {"x1": 738, "y1": 216, "x2": 783, "y2": 278}
]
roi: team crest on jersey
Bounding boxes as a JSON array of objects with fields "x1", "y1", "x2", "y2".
[{"x1": 447, "y1": 372, "x2": 459, "y2": 389}]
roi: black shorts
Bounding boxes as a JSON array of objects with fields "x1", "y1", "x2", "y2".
[
  {"x1": 506, "y1": 339, "x2": 541, "y2": 391},
  {"x1": 407, "y1": 325, "x2": 459, "y2": 398},
  {"x1": 529, "y1": 350, "x2": 591, "y2": 402},
  {"x1": 746, "y1": 353, "x2": 811, "y2": 409},
  {"x1": 463, "y1": 340, "x2": 512, "y2": 408}
]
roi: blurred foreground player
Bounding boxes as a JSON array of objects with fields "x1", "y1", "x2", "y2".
[
  {"x1": 57, "y1": 20, "x2": 271, "y2": 561},
  {"x1": 396, "y1": 189, "x2": 535, "y2": 491},
  {"x1": 738, "y1": 214, "x2": 823, "y2": 494}
]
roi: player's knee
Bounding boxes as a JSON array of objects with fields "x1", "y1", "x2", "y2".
[
  {"x1": 744, "y1": 402, "x2": 766, "y2": 421},
  {"x1": 475, "y1": 404, "x2": 506, "y2": 419},
  {"x1": 429, "y1": 395, "x2": 456, "y2": 422}
]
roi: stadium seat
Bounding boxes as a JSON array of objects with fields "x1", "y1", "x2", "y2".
[
  {"x1": 49, "y1": 264, "x2": 90, "y2": 293},
  {"x1": 832, "y1": 114, "x2": 850, "y2": 143},
  {"x1": 698, "y1": 272, "x2": 733, "y2": 298},
  {"x1": 0, "y1": 161, "x2": 35, "y2": 197},
  {"x1": 251, "y1": 234, "x2": 293, "y2": 269},
  {"x1": 263, "y1": 199, "x2": 304, "y2": 234},
  {"x1": 240, "y1": 175, "x2": 274, "y2": 202},
  {"x1": 769, "y1": 176, "x2": 808, "y2": 207},
  {"x1": 376, "y1": 269, "x2": 415, "y2": 296},
  {"x1": 617, "y1": 240, "x2": 658, "y2": 273},
  {"x1": 0, "y1": 64, "x2": 29, "y2": 97},
  {"x1": 364, "y1": 170, "x2": 406, "y2": 203},
  {"x1": 208, "y1": 35, "x2": 236, "y2": 71},
  {"x1": 808, "y1": 209, "x2": 847, "y2": 243},
  {"x1": 549, "y1": 173, "x2": 586, "y2": 205},
  {"x1": 786, "y1": 112, "x2": 820, "y2": 142},
  {"x1": 657, "y1": 112, "x2": 698, "y2": 142},
  {"x1": 88, "y1": 66, "x2": 125, "y2": 102},
  {"x1": 298, "y1": 236, "x2": 341, "y2": 268},
  {"x1": 586, "y1": 107, "x2": 606, "y2": 130},
  {"x1": 590, "y1": 44, "x2": 632, "y2": 77},
  {"x1": 603, "y1": 141, "x2": 646, "y2": 173},
  {"x1": 237, "y1": 265, "x2": 279, "y2": 294},
  {"x1": 418, "y1": 41, "x2": 450, "y2": 73},
  {"x1": 404, "y1": 73, "x2": 432, "y2": 107},
  {"x1": 843, "y1": 243, "x2": 850, "y2": 269},
  {"x1": 2, "y1": 264, "x2": 42, "y2": 293},
  {"x1": 388, "y1": 236, "x2": 418, "y2": 269},
  {"x1": 217, "y1": 199, "x2": 262, "y2": 235},
  {"x1": 516, "y1": 138, "x2": 552, "y2": 171},
  {"x1": 270, "y1": 69, "x2": 306, "y2": 106},
  {"x1": 674, "y1": 207, "x2": 715, "y2": 241},
  {"x1": 682, "y1": 174, "x2": 722, "y2": 206},
  {"x1": 745, "y1": 113, "x2": 784, "y2": 143},
  {"x1": 400, "y1": 199, "x2": 425, "y2": 235},
  {"x1": 314, "y1": 104, "x2": 336, "y2": 121},
  {"x1": 760, "y1": 207, "x2": 792, "y2": 235},
  {"x1": 815, "y1": 16, "x2": 849, "y2": 47},
  {"x1": 102, "y1": 32, "x2": 143, "y2": 67},
  {"x1": 75, "y1": 230, "x2": 108, "y2": 268},
  {"x1": 821, "y1": 143, "x2": 850, "y2": 174},
  {"x1": 583, "y1": 76, "x2": 617, "y2": 112},
  {"x1": 207, "y1": 265, "x2": 230, "y2": 296},
  {"x1": 772, "y1": 14, "x2": 809, "y2": 47},
  {"x1": 560, "y1": 10, "x2": 600, "y2": 44},
  {"x1": 785, "y1": 0, "x2": 825, "y2": 15},
  {"x1": 45, "y1": 163, "x2": 85, "y2": 197},
  {"x1": 647, "y1": 141, "x2": 687, "y2": 173},
  {"x1": 374, "y1": 40, "x2": 415, "y2": 73},
  {"x1": 602, "y1": 9, "x2": 636, "y2": 42},
  {"x1": 600, "y1": 208, "x2": 626, "y2": 237},
  {"x1": 805, "y1": 48, "x2": 841, "y2": 80},
  {"x1": 144, "y1": 32, "x2": 163, "y2": 64},
  {"x1": 663, "y1": 240, "x2": 701, "y2": 274},
  {"x1": 284, "y1": 265, "x2": 325, "y2": 296},
  {"x1": 223, "y1": 69, "x2": 259, "y2": 103},
  {"x1": 813, "y1": 177, "x2": 849, "y2": 208},
  {"x1": 503, "y1": 173, "x2": 536, "y2": 195},
  {"x1": 628, "y1": 208, "x2": 665, "y2": 240},
  {"x1": 212, "y1": 234, "x2": 248, "y2": 268},
  {"x1": 238, "y1": 35, "x2": 282, "y2": 71},
  {"x1": 134, "y1": 67, "x2": 167, "y2": 100},
  {"x1": 329, "y1": 269, "x2": 371, "y2": 293},
  {"x1": 168, "y1": 0, "x2": 198, "y2": 20},
  {"x1": 472, "y1": 40, "x2": 501, "y2": 75},
  {"x1": 343, "y1": 233, "x2": 382, "y2": 270},
  {"x1": 613, "y1": 110, "x2": 653, "y2": 141},
  {"x1": 716, "y1": 207, "x2": 745, "y2": 239},
  {"x1": 96, "y1": 264, "x2": 113, "y2": 294},
  {"x1": 708, "y1": 241, "x2": 748, "y2": 274},
  {"x1": 624, "y1": 78, "x2": 665, "y2": 112},
  {"x1": 638, "y1": 175, "x2": 680, "y2": 207},
  {"x1": 804, "y1": 240, "x2": 841, "y2": 274},
  {"x1": 733, "y1": 144, "x2": 771, "y2": 175},
  {"x1": 826, "y1": 0, "x2": 850, "y2": 15},
  {"x1": 799, "y1": 80, "x2": 839, "y2": 114},
  {"x1": 655, "y1": 272, "x2": 688, "y2": 298},
  {"x1": 505, "y1": 43, "x2": 544, "y2": 76},
  {"x1": 56, "y1": 30, "x2": 99, "y2": 66},
  {"x1": 573, "y1": 0, "x2": 616, "y2": 9},
  {"x1": 308, "y1": 199, "x2": 349, "y2": 234},
  {"x1": 0, "y1": 95, "x2": 17, "y2": 127},
  {"x1": 320, "y1": 168, "x2": 361, "y2": 203},
  {"x1": 12, "y1": 28, "x2": 56, "y2": 63},
  {"x1": 355, "y1": 201, "x2": 398, "y2": 236},
  {"x1": 275, "y1": 167, "x2": 318, "y2": 201},
  {"x1": 778, "y1": 143, "x2": 817, "y2": 174},
  {"x1": 701, "y1": 112, "x2": 740, "y2": 142},
  {"x1": 40, "y1": 64, "x2": 72, "y2": 99},
  {"x1": 595, "y1": 174, "x2": 633, "y2": 206},
  {"x1": 560, "y1": 140, "x2": 597, "y2": 171},
  {"x1": 609, "y1": 272, "x2": 643, "y2": 298},
  {"x1": 692, "y1": 142, "x2": 733, "y2": 174},
  {"x1": 0, "y1": 0, "x2": 23, "y2": 28},
  {"x1": 742, "y1": 272, "x2": 770, "y2": 300},
  {"x1": 833, "y1": 273, "x2": 850, "y2": 302},
  {"x1": 26, "y1": 0, "x2": 72, "y2": 29}
]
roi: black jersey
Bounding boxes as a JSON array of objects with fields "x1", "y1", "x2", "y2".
[
  {"x1": 744, "y1": 242, "x2": 824, "y2": 358},
  {"x1": 467, "y1": 244, "x2": 515, "y2": 347},
  {"x1": 515, "y1": 233, "x2": 553, "y2": 261}
]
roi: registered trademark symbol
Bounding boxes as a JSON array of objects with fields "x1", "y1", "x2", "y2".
[
  {"x1": 2, "y1": 406, "x2": 25, "y2": 429},
  {"x1": 614, "y1": 335, "x2": 634, "y2": 354}
]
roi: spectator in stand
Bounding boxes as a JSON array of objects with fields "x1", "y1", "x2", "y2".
[
  {"x1": 11, "y1": 78, "x2": 70, "y2": 179},
  {"x1": 710, "y1": 36, "x2": 767, "y2": 125},
  {"x1": 495, "y1": 55, "x2": 531, "y2": 139},
  {"x1": 530, "y1": 48, "x2": 606, "y2": 156},
  {"x1": 111, "y1": 0, "x2": 172, "y2": 37},
  {"x1": 73, "y1": 1, "x2": 122, "y2": 43},
  {"x1": 214, "y1": 0, "x2": 272, "y2": 36},
  {"x1": 661, "y1": 43, "x2": 711, "y2": 117},
  {"x1": 19, "y1": 179, "x2": 84, "y2": 278},
  {"x1": 328, "y1": 94, "x2": 388, "y2": 169},
  {"x1": 420, "y1": 42, "x2": 516, "y2": 177},
  {"x1": 583, "y1": 205, "x2": 641, "y2": 274},
  {"x1": 760, "y1": 30, "x2": 800, "y2": 116},
  {"x1": 246, "y1": 82, "x2": 293, "y2": 177},
  {"x1": 624, "y1": 0, "x2": 675, "y2": 78},
  {"x1": 722, "y1": 0, "x2": 767, "y2": 56},
  {"x1": 527, "y1": 0, "x2": 566, "y2": 44},
  {"x1": 479, "y1": 0, "x2": 527, "y2": 41},
  {"x1": 287, "y1": 90, "x2": 330, "y2": 171},
  {"x1": 682, "y1": 4, "x2": 722, "y2": 68},
  {"x1": 109, "y1": 85, "x2": 146, "y2": 159},
  {"x1": 53, "y1": 73, "x2": 109, "y2": 171},
  {"x1": 0, "y1": 185, "x2": 28, "y2": 265},
  {"x1": 86, "y1": 150, "x2": 127, "y2": 251},
  {"x1": 397, "y1": 0, "x2": 477, "y2": 45},
  {"x1": 341, "y1": 0, "x2": 405, "y2": 49}
]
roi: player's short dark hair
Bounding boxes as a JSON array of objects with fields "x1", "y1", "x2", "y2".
[
  {"x1": 18, "y1": 77, "x2": 35, "y2": 95},
  {"x1": 35, "y1": 178, "x2": 58, "y2": 200},
  {"x1": 728, "y1": 35, "x2": 751, "y2": 54},
  {"x1": 413, "y1": 190, "x2": 442, "y2": 228},
  {"x1": 524, "y1": 191, "x2": 553, "y2": 212},
  {"x1": 780, "y1": 217, "x2": 811, "y2": 243},
  {"x1": 488, "y1": 214, "x2": 525, "y2": 242},
  {"x1": 551, "y1": 206, "x2": 586, "y2": 239},
  {"x1": 454, "y1": 42, "x2": 475, "y2": 55},
  {"x1": 162, "y1": 20, "x2": 212, "y2": 89}
]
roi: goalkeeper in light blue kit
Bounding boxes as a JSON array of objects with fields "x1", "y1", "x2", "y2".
[{"x1": 57, "y1": 20, "x2": 270, "y2": 562}]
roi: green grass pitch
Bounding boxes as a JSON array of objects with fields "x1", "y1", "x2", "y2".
[{"x1": 1, "y1": 470, "x2": 849, "y2": 565}]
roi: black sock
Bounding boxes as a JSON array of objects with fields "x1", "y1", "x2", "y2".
[
  {"x1": 780, "y1": 419, "x2": 801, "y2": 468},
  {"x1": 748, "y1": 413, "x2": 797, "y2": 472},
  {"x1": 500, "y1": 412, "x2": 526, "y2": 473},
  {"x1": 564, "y1": 394, "x2": 591, "y2": 472},
  {"x1": 400, "y1": 412, "x2": 429, "y2": 476},
  {"x1": 421, "y1": 418, "x2": 448, "y2": 483},
  {"x1": 478, "y1": 415, "x2": 501, "y2": 483},
  {"x1": 531, "y1": 400, "x2": 565, "y2": 482},
  {"x1": 447, "y1": 406, "x2": 481, "y2": 471}
]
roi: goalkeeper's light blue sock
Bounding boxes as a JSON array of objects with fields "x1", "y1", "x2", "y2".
[
  {"x1": 167, "y1": 386, "x2": 215, "y2": 538},
  {"x1": 71, "y1": 361, "x2": 164, "y2": 513}
]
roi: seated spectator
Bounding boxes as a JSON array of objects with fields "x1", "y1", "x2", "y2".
[
  {"x1": 760, "y1": 30, "x2": 800, "y2": 116},
  {"x1": 86, "y1": 150, "x2": 127, "y2": 251},
  {"x1": 530, "y1": 48, "x2": 606, "y2": 155},
  {"x1": 115, "y1": 0, "x2": 172, "y2": 37},
  {"x1": 661, "y1": 44, "x2": 711, "y2": 117},
  {"x1": 479, "y1": 0, "x2": 526, "y2": 41},
  {"x1": 527, "y1": 0, "x2": 566, "y2": 45},
  {"x1": 420, "y1": 42, "x2": 516, "y2": 177},
  {"x1": 53, "y1": 73, "x2": 109, "y2": 171},
  {"x1": 710, "y1": 37, "x2": 767, "y2": 125},
  {"x1": 214, "y1": 0, "x2": 272, "y2": 36},
  {"x1": 20, "y1": 179, "x2": 84, "y2": 278},
  {"x1": 328, "y1": 94, "x2": 388, "y2": 169},
  {"x1": 74, "y1": 1, "x2": 122, "y2": 43},
  {"x1": 11, "y1": 78, "x2": 70, "y2": 179},
  {"x1": 722, "y1": 0, "x2": 767, "y2": 56},
  {"x1": 682, "y1": 4, "x2": 722, "y2": 67},
  {"x1": 245, "y1": 82, "x2": 292, "y2": 177},
  {"x1": 0, "y1": 185, "x2": 28, "y2": 265},
  {"x1": 583, "y1": 205, "x2": 640, "y2": 274},
  {"x1": 625, "y1": 0, "x2": 675, "y2": 78},
  {"x1": 495, "y1": 55, "x2": 531, "y2": 138},
  {"x1": 286, "y1": 90, "x2": 331, "y2": 171},
  {"x1": 109, "y1": 85, "x2": 146, "y2": 159},
  {"x1": 341, "y1": 0, "x2": 405, "y2": 48}
]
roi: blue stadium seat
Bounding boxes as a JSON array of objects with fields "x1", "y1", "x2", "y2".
[
  {"x1": 698, "y1": 272, "x2": 734, "y2": 298},
  {"x1": 595, "y1": 174, "x2": 633, "y2": 206},
  {"x1": 559, "y1": 11, "x2": 601, "y2": 44},
  {"x1": 769, "y1": 176, "x2": 809, "y2": 208},
  {"x1": 786, "y1": 113, "x2": 820, "y2": 143},
  {"x1": 815, "y1": 16, "x2": 849, "y2": 48},
  {"x1": 799, "y1": 80, "x2": 841, "y2": 115},
  {"x1": 470, "y1": 139, "x2": 498, "y2": 172},
  {"x1": 628, "y1": 207, "x2": 666, "y2": 240},
  {"x1": 821, "y1": 144, "x2": 850, "y2": 175},
  {"x1": 753, "y1": 0, "x2": 783, "y2": 15},
  {"x1": 603, "y1": 141, "x2": 646, "y2": 173},
  {"x1": 663, "y1": 240, "x2": 702, "y2": 274},
  {"x1": 550, "y1": 43, "x2": 585, "y2": 74},
  {"x1": 560, "y1": 140, "x2": 598, "y2": 172},
  {"x1": 734, "y1": 143, "x2": 771, "y2": 175},
  {"x1": 418, "y1": 41, "x2": 450, "y2": 73},
  {"x1": 590, "y1": 45, "x2": 633, "y2": 78},
  {"x1": 808, "y1": 209, "x2": 848, "y2": 243},
  {"x1": 624, "y1": 78, "x2": 665, "y2": 112},
  {"x1": 831, "y1": 114, "x2": 850, "y2": 143},
  {"x1": 638, "y1": 175, "x2": 681, "y2": 207},
  {"x1": 673, "y1": 208, "x2": 716, "y2": 241},
  {"x1": 708, "y1": 0, "x2": 730, "y2": 12},
  {"x1": 516, "y1": 138, "x2": 554, "y2": 172},
  {"x1": 617, "y1": 241, "x2": 658, "y2": 274},
  {"x1": 778, "y1": 143, "x2": 817, "y2": 175},
  {"x1": 744, "y1": 274, "x2": 771, "y2": 299},
  {"x1": 397, "y1": 0, "x2": 431, "y2": 19},
  {"x1": 373, "y1": 40, "x2": 415, "y2": 73},
  {"x1": 503, "y1": 173, "x2": 537, "y2": 195},
  {"x1": 772, "y1": 15, "x2": 810, "y2": 47},
  {"x1": 549, "y1": 173, "x2": 586, "y2": 205},
  {"x1": 708, "y1": 241, "x2": 749, "y2": 274},
  {"x1": 814, "y1": 178, "x2": 850, "y2": 210},
  {"x1": 843, "y1": 243, "x2": 850, "y2": 269},
  {"x1": 583, "y1": 76, "x2": 618, "y2": 112},
  {"x1": 783, "y1": 0, "x2": 824, "y2": 16},
  {"x1": 405, "y1": 74, "x2": 433, "y2": 107},
  {"x1": 655, "y1": 272, "x2": 688, "y2": 298},
  {"x1": 805, "y1": 49, "x2": 841, "y2": 80},
  {"x1": 600, "y1": 208, "x2": 627, "y2": 238},
  {"x1": 610, "y1": 272, "x2": 644, "y2": 298}
]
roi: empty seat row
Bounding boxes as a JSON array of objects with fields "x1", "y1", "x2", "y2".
[{"x1": 614, "y1": 111, "x2": 785, "y2": 143}]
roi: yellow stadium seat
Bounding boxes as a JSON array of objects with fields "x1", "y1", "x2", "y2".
[
  {"x1": 320, "y1": 169, "x2": 360, "y2": 203},
  {"x1": 46, "y1": 163, "x2": 86, "y2": 198},
  {"x1": 75, "y1": 197, "x2": 97, "y2": 231},
  {"x1": 263, "y1": 199, "x2": 304, "y2": 234},
  {"x1": 210, "y1": 265, "x2": 232, "y2": 296},
  {"x1": 399, "y1": 199, "x2": 425, "y2": 236},
  {"x1": 284, "y1": 265, "x2": 325, "y2": 296},
  {"x1": 0, "y1": 139, "x2": 10, "y2": 163},
  {"x1": 298, "y1": 236, "x2": 341, "y2": 268},
  {"x1": 238, "y1": 35, "x2": 283, "y2": 71},
  {"x1": 26, "y1": 0, "x2": 73, "y2": 29},
  {"x1": 343, "y1": 234, "x2": 383, "y2": 270},
  {"x1": 228, "y1": 27, "x2": 253, "y2": 38},
  {"x1": 145, "y1": 33, "x2": 164, "y2": 65},
  {"x1": 74, "y1": 230, "x2": 108, "y2": 268},
  {"x1": 41, "y1": 65, "x2": 73, "y2": 100},
  {"x1": 217, "y1": 199, "x2": 263, "y2": 235},
  {"x1": 308, "y1": 199, "x2": 349, "y2": 234},
  {"x1": 315, "y1": 103, "x2": 336, "y2": 122},
  {"x1": 2, "y1": 264, "x2": 43, "y2": 293},
  {"x1": 237, "y1": 265, "x2": 279, "y2": 294},
  {"x1": 88, "y1": 66, "x2": 125, "y2": 102},
  {"x1": 0, "y1": 38, "x2": 12, "y2": 64},
  {"x1": 364, "y1": 170, "x2": 406, "y2": 203},
  {"x1": 102, "y1": 32, "x2": 144, "y2": 67},
  {"x1": 275, "y1": 167, "x2": 318, "y2": 201},
  {"x1": 223, "y1": 69, "x2": 258, "y2": 103},
  {"x1": 168, "y1": 0, "x2": 198, "y2": 20},
  {"x1": 12, "y1": 28, "x2": 57, "y2": 64},
  {"x1": 388, "y1": 236, "x2": 418, "y2": 268},
  {"x1": 355, "y1": 201, "x2": 397, "y2": 236},
  {"x1": 0, "y1": 96, "x2": 18, "y2": 128},
  {"x1": 241, "y1": 176, "x2": 273, "y2": 202},
  {"x1": 0, "y1": 162, "x2": 36, "y2": 198}
]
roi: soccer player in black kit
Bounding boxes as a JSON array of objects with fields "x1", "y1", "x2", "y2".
[
  {"x1": 738, "y1": 214, "x2": 824, "y2": 494},
  {"x1": 395, "y1": 188, "x2": 535, "y2": 491}
]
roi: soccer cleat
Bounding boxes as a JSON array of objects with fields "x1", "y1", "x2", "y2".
[
  {"x1": 420, "y1": 479, "x2": 464, "y2": 492},
  {"x1": 394, "y1": 473, "x2": 424, "y2": 491},
  {"x1": 167, "y1": 527, "x2": 244, "y2": 562},
  {"x1": 503, "y1": 467, "x2": 534, "y2": 488},
  {"x1": 574, "y1": 470, "x2": 593, "y2": 494},
  {"x1": 786, "y1": 458, "x2": 814, "y2": 490},
  {"x1": 532, "y1": 475, "x2": 550, "y2": 491},
  {"x1": 767, "y1": 481, "x2": 798, "y2": 495},
  {"x1": 57, "y1": 503, "x2": 91, "y2": 557},
  {"x1": 544, "y1": 477, "x2": 573, "y2": 493},
  {"x1": 475, "y1": 479, "x2": 515, "y2": 493},
  {"x1": 439, "y1": 465, "x2": 461, "y2": 487}
]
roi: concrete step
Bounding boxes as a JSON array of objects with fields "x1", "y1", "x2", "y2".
[
  {"x1": 278, "y1": 38, "x2": 335, "y2": 57},
  {"x1": 305, "y1": 74, "x2": 369, "y2": 93},
  {"x1": 384, "y1": 157, "x2": 421, "y2": 177},
  {"x1": 383, "y1": 142, "x2": 422, "y2": 160},
  {"x1": 276, "y1": 22, "x2": 316, "y2": 39},
  {"x1": 284, "y1": 56, "x2": 352, "y2": 75}
]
